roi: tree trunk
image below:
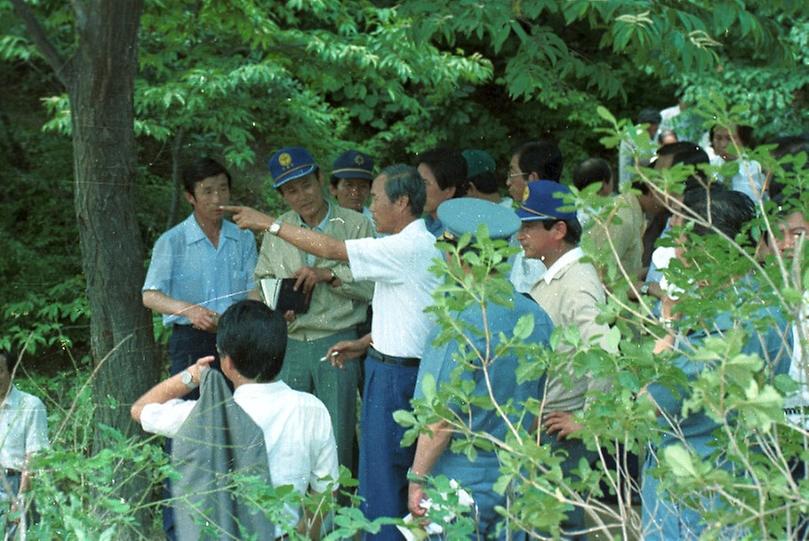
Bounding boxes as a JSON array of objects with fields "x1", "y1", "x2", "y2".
[
  {"x1": 69, "y1": 0, "x2": 160, "y2": 439},
  {"x1": 167, "y1": 128, "x2": 184, "y2": 229}
]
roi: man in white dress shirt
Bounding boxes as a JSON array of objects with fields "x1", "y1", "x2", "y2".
[
  {"x1": 224, "y1": 164, "x2": 441, "y2": 540},
  {"x1": 0, "y1": 348, "x2": 49, "y2": 532},
  {"x1": 131, "y1": 300, "x2": 338, "y2": 539}
]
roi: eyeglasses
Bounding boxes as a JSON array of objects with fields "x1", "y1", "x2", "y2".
[{"x1": 508, "y1": 171, "x2": 526, "y2": 179}]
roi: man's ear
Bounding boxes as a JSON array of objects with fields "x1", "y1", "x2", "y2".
[
  {"x1": 184, "y1": 191, "x2": 196, "y2": 207},
  {"x1": 552, "y1": 220, "x2": 568, "y2": 240},
  {"x1": 328, "y1": 183, "x2": 339, "y2": 197},
  {"x1": 444, "y1": 185, "x2": 456, "y2": 198},
  {"x1": 395, "y1": 194, "x2": 410, "y2": 212},
  {"x1": 527, "y1": 172, "x2": 540, "y2": 181}
]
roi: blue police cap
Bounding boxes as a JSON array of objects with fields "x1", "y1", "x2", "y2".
[
  {"x1": 437, "y1": 197, "x2": 520, "y2": 241},
  {"x1": 516, "y1": 181, "x2": 577, "y2": 222},
  {"x1": 268, "y1": 147, "x2": 318, "y2": 189},
  {"x1": 332, "y1": 150, "x2": 374, "y2": 181}
]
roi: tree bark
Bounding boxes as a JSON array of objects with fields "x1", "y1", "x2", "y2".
[{"x1": 68, "y1": 0, "x2": 160, "y2": 440}]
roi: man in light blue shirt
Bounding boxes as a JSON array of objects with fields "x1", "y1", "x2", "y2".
[{"x1": 143, "y1": 157, "x2": 257, "y2": 380}]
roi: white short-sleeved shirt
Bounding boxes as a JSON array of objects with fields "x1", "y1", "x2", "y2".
[
  {"x1": 0, "y1": 386, "x2": 49, "y2": 472},
  {"x1": 141, "y1": 381, "x2": 338, "y2": 526},
  {"x1": 345, "y1": 218, "x2": 441, "y2": 358}
]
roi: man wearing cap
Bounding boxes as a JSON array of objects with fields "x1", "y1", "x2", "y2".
[
  {"x1": 252, "y1": 146, "x2": 374, "y2": 474},
  {"x1": 463, "y1": 149, "x2": 512, "y2": 208},
  {"x1": 407, "y1": 198, "x2": 554, "y2": 536},
  {"x1": 329, "y1": 149, "x2": 375, "y2": 223},
  {"x1": 516, "y1": 181, "x2": 614, "y2": 538},
  {"x1": 224, "y1": 164, "x2": 440, "y2": 541}
]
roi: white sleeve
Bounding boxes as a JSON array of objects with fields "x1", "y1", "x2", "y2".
[
  {"x1": 345, "y1": 235, "x2": 406, "y2": 284},
  {"x1": 140, "y1": 399, "x2": 196, "y2": 438},
  {"x1": 25, "y1": 397, "x2": 49, "y2": 454},
  {"x1": 308, "y1": 406, "x2": 340, "y2": 493}
]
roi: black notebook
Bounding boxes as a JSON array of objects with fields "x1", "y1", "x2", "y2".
[{"x1": 259, "y1": 278, "x2": 311, "y2": 314}]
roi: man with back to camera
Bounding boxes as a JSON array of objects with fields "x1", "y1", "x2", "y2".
[
  {"x1": 254, "y1": 146, "x2": 374, "y2": 474},
  {"x1": 416, "y1": 147, "x2": 468, "y2": 238},
  {"x1": 407, "y1": 198, "x2": 555, "y2": 537},
  {"x1": 142, "y1": 157, "x2": 257, "y2": 382},
  {"x1": 131, "y1": 300, "x2": 339, "y2": 540},
  {"x1": 223, "y1": 164, "x2": 441, "y2": 541},
  {"x1": 0, "y1": 348, "x2": 48, "y2": 534},
  {"x1": 329, "y1": 149, "x2": 375, "y2": 223}
]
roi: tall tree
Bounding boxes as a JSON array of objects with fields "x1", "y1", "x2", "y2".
[{"x1": 9, "y1": 0, "x2": 159, "y2": 443}]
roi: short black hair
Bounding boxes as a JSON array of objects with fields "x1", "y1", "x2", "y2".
[
  {"x1": 181, "y1": 157, "x2": 232, "y2": 195},
  {"x1": 0, "y1": 347, "x2": 18, "y2": 374},
  {"x1": 572, "y1": 158, "x2": 612, "y2": 191},
  {"x1": 683, "y1": 186, "x2": 755, "y2": 241},
  {"x1": 417, "y1": 148, "x2": 468, "y2": 197},
  {"x1": 514, "y1": 140, "x2": 563, "y2": 181},
  {"x1": 768, "y1": 135, "x2": 809, "y2": 201},
  {"x1": 382, "y1": 164, "x2": 426, "y2": 217},
  {"x1": 637, "y1": 108, "x2": 662, "y2": 125},
  {"x1": 541, "y1": 218, "x2": 582, "y2": 245},
  {"x1": 708, "y1": 124, "x2": 755, "y2": 149},
  {"x1": 468, "y1": 170, "x2": 499, "y2": 195},
  {"x1": 216, "y1": 300, "x2": 287, "y2": 383}
]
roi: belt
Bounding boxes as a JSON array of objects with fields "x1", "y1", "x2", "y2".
[
  {"x1": 368, "y1": 346, "x2": 420, "y2": 368},
  {"x1": 785, "y1": 407, "x2": 809, "y2": 415},
  {"x1": 3, "y1": 469, "x2": 19, "y2": 477}
]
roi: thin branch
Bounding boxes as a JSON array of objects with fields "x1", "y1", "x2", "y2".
[{"x1": 9, "y1": 0, "x2": 72, "y2": 86}]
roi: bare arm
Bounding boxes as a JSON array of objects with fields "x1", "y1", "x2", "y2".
[
  {"x1": 142, "y1": 290, "x2": 218, "y2": 331},
  {"x1": 222, "y1": 206, "x2": 348, "y2": 261},
  {"x1": 130, "y1": 356, "x2": 214, "y2": 423},
  {"x1": 407, "y1": 420, "x2": 453, "y2": 517}
]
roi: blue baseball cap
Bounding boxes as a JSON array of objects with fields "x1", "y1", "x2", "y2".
[
  {"x1": 516, "y1": 181, "x2": 577, "y2": 222},
  {"x1": 437, "y1": 197, "x2": 520, "y2": 241},
  {"x1": 332, "y1": 150, "x2": 374, "y2": 182},
  {"x1": 268, "y1": 147, "x2": 318, "y2": 189}
]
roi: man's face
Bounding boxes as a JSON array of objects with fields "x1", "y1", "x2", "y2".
[
  {"x1": 186, "y1": 173, "x2": 230, "y2": 223},
  {"x1": 418, "y1": 163, "x2": 454, "y2": 216},
  {"x1": 517, "y1": 220, "x2": 555, "y2": 260},
  {"x1": 279, "y1": 174, "x2": 327, "y2": 223},
  {"x1": 711, "y1": 127, "x2": 735, "y2": 160},
  {"x1": 369, "y1": 174, "x2": 396, "y2": 234},
  {"x1": 507, "y1": 153, "x2": 528, "y2": 203},
  {"x1": 776, "y1": 211, "x2": 809, "y2": 254},
  {"x1": 330, "y1": 177, "x2": 371, "y2": 212}
]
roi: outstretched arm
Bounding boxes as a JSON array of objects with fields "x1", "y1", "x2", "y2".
[{"x1": 222, "y1": 205, "x2": 348, "y2": 262}]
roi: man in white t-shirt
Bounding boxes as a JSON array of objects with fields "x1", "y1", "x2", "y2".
[
  {"x1": 225, "y1": 164, "x2": 441, "y2": 540},
  {"x1": 0, "y1": 348, "x2": 48, "y2": 533},
  {"x1": 131, "y1": 300, "x2": 338, "y2": 539}
]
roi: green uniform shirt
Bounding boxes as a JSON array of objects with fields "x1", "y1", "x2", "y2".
[
  {"x1": 583, "y1": 192, "x2": 644, "y2": 280},
  {"x1": 255, "y1": 204, "x2": 374, "y2": 341}
]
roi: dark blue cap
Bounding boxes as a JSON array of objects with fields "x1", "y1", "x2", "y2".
[
  {"x1": 332, "y1": 150, "x2": 374, "y2": 181},
  {"x1": 437, "y1": 197, "x2": 520, "y2": 241},
  {"x1": 268, "y1": 147, "x2": 318, "y2": 189},
  {"x1": 516, "y1": 181, "x2": 577, "y2": 222}
]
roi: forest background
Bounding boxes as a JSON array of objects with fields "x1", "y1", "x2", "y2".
[{"x1": 0, "y1": 0, "x2": 807, "y2": 538}]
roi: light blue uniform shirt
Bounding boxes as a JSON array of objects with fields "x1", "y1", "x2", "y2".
[{"x1": 143, "y1": 214, "x2": 257, "y2": 326}]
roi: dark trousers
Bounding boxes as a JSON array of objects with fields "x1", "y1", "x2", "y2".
[
  {"x1": 358, "y1": 355, "x2": 419, "y2": 541},
  {"x1": 164, "y1": 325, "x2": 219, "y2": 541}
]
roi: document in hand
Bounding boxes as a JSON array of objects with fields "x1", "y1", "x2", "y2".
[{"x1": 259, "y1": 277, "x2": 312, "y2": 314}]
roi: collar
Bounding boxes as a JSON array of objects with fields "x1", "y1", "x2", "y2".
[
  {"x1": 294, "y1": 202, "x2": 332, "y2": 232},
  {"x1": 233, "y1": 380, "x2": 290, "y2": 399},
  {"x1": 183, "y1": 214, "x2": 239, "y2": 245},
  {"x1": 0, "y1": 386, "x2": 21, "y2": 409},
  {"x1": 542, "y1": 247, "x2": 584, "y2": 284}
]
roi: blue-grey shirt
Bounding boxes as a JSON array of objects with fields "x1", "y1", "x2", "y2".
[
  {"x1": 143, "y1": 214, "x2": 258, "y2": 326},
  {"x1": 414, "y1": 288, "x2": 554, "y2": 476},
  {"x1": 648, "y1": 305, "x2": 792, "y2": 461},
  {"x1": 424, "y1": 215, "x2": 445, "y2": 238}
]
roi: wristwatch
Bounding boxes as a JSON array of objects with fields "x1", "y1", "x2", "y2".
[
  {"x1": 327, "y1": 269, "x2": 338, "y2": 285},
  {"x1": 266, "y1": 221, "x2": 282, "y2": 236},
  {"x1": 640, "y1": 283, "x2": 650, "y2": 296},
  {"x1": 180, "y1": 369, "x2": 198, "y2": 390}
]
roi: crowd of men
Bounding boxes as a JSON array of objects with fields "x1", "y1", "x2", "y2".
[{"x1": 2, "y1": 104, "x2": 807, "y2": 540}]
